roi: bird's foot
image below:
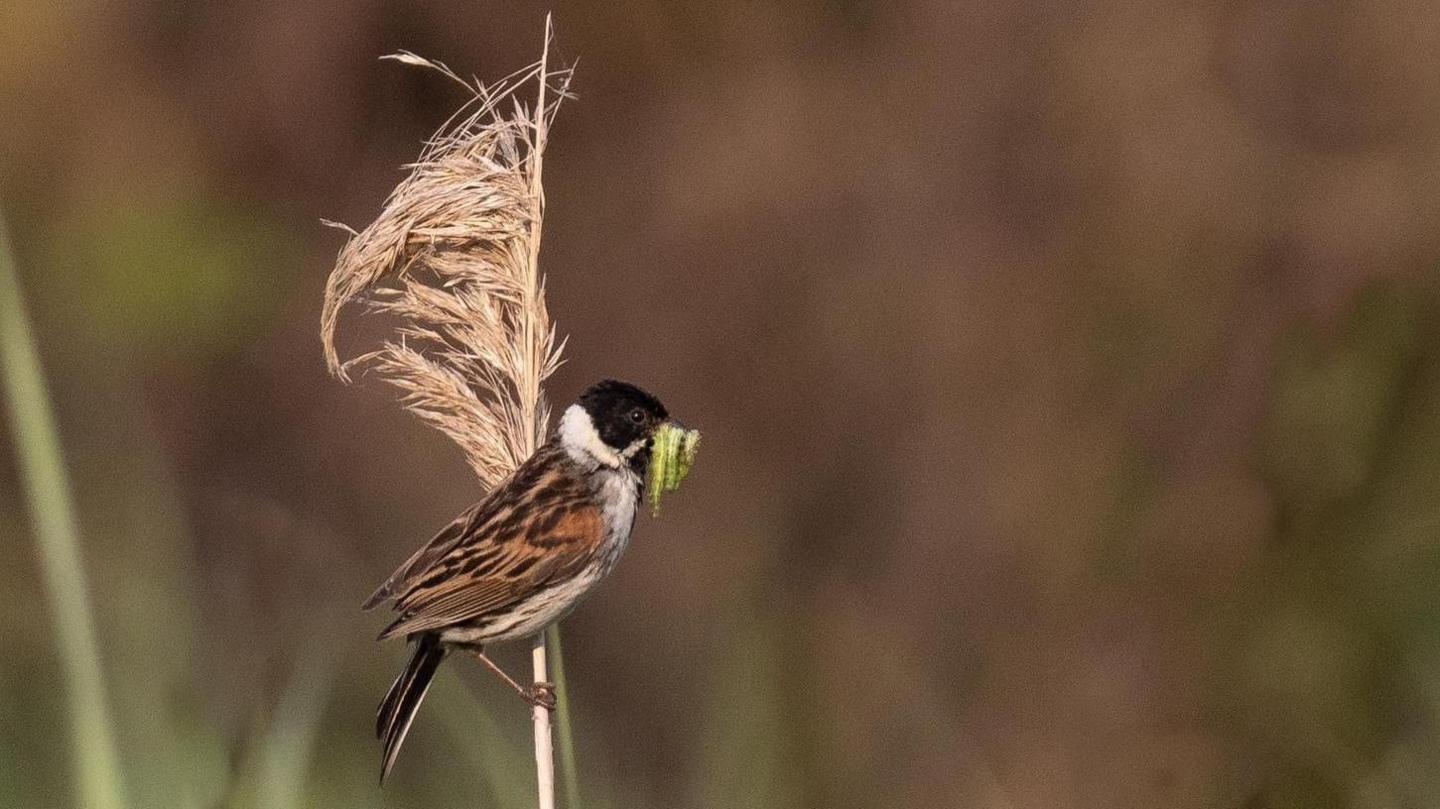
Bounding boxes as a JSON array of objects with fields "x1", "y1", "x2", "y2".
[{"x1": 524, "y1": 681, "x2": 557, "y2": 711}]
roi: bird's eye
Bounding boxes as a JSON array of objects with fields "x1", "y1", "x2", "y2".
[{"x1": 629, "y1": 409, "x2": 645, "y2": 424}]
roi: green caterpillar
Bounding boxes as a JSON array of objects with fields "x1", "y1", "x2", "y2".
[{"x1": 647, "y1": 423, "x2": 701, "y2": 516}]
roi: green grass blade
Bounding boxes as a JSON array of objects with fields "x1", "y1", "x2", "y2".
[
  {"x1": 547, "y1": 626, "x2": 581, "y2": 809},
  {"x1": 433, "y1": 671, "x2": 533, "y2": 808},
  {"x1": 253, "y1": 641, "x2": 336, "y2": 809},
  {"x1": 0, "y1": 212, "x2": 129, "y2": 809}
]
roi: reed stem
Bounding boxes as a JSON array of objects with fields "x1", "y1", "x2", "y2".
[
  {"x1": 0, "y1": 212, "x2": 128, "y2": 809},
  {"x1": 531, "y1": 632, "x2": 555, "y2": 809},
  {"x1": 528, "y1": 17, "x2": 559, "y2": 809},
  {"x1": 548, "y1": 626, "x2": 581, "y2": 809}
]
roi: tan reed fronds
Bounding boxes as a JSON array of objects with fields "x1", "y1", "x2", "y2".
[
  {"x1": 321, "y1": 20, "x2": 574, "y2": 809},
  {"x1": 320, "y1": 30, "x2": 571, "y2": 488}
]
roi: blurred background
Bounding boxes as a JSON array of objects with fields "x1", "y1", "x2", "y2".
[{"x1": 4, "y1": 2, "x2": 1440, "y2": 807}]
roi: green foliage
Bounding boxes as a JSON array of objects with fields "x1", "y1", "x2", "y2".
[
  {"x1": 57, "y1": 200, "x2": 294, "y2": 359},
  {"x1": 1226, "y1": 281, "x2": 1440, "y2": 807},
  {"x1": 1261, "y1": 286, "x2": 1424, "y2": 510},
  {"x1": 0, "y1": 212, "x2": 128, "y2": 809},
  {"x1": 549, "y1": 627, "x2": 583, "y2": 809},
  {"x1": 692, "y1": 615, "x2": 805, "y2": 809}
]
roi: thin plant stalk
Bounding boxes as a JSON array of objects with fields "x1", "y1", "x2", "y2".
[
  {"x1": 527, "y1": 18, "x2": 557, "y2": 809},
  {"x1": 531, "y1": 634, "x2": 555, "y2": 809},
  {"x1": 547, "y1": 626, "x2": 581, "y2": 809},
  {"x1": 0, "y1": 212, "x2": 128, "y2": 809}
]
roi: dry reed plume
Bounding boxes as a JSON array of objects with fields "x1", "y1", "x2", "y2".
[
  {"x1": 320, "y1": 37, "x2": 571, "y2": 487},
  {"x1": 320, "y1": 24, "x2": 572, "y2": 808}
]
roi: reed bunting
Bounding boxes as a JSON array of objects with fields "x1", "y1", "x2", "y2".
[{"x1": 366, "y1": 379, "x2": 677, "y2": 782}]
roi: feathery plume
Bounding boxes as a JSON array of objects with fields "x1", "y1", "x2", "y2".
[{"x1": 320, "y1": 34, "x2": 571, "y2": 487}]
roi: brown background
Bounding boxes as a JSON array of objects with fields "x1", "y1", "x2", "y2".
[{"x1": 4, "y1": 2, "x2": 1440, "y2": 807}]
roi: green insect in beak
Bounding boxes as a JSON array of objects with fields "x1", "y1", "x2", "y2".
[{"x1": 647, "y1": 422, "x2": 701, "y2": 516}]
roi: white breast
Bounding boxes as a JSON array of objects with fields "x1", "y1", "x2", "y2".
[
  {"x1": 450, "y1": 464, "x2": 641, "y2": 644},
  {"x1": 595, "y1": 465, "x2": 640, "y2": 568}
]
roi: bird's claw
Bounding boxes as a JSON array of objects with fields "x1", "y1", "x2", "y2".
[{"x1": 524, "y1": 682, "x2": 557, "y2": 711}]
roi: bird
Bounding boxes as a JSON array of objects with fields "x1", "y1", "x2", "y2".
[{"x1": 365, "y1": 379, "x2": 677, "y2": 783}]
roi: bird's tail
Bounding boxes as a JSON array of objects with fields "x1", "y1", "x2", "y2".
[{"x1": 376, "y1": 633, "x2": 447, "y2": 784}]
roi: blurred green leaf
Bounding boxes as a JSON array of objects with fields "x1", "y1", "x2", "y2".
[
  {"x1": 1261, "y1": 285, "x2": 1422, "y2": 510},
  {"x1": 0, "y1": 211, "x2": 129, "y2": 809},
  {"x1": 58, "y1": 200, "x2": 295, "y2": 359},
  {"x1": 692, "y1": 615, "x2": 805, "y2": 809}
]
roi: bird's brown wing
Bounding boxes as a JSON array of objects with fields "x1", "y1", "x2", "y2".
[
  {"x1": 362, "y1": 500, "x2": 489, "y2": 609},
  {"x1": 363, "y1": 442, "x2": 568, "y2": 610},
  {"x1": 376, "y1": 452, "x2": 607, "y2": 640}
]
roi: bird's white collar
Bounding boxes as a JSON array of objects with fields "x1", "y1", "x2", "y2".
[
  {"x1": 560, "y1": 404, "x2": 622, "y2": 468},
  {"x1": 559, "y1": 404, "x2": 648, "y2": 472}
]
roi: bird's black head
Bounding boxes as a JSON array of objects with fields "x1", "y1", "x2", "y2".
[{"x1": 565, "y1": 380, "x2": 669, "y2": 474}]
